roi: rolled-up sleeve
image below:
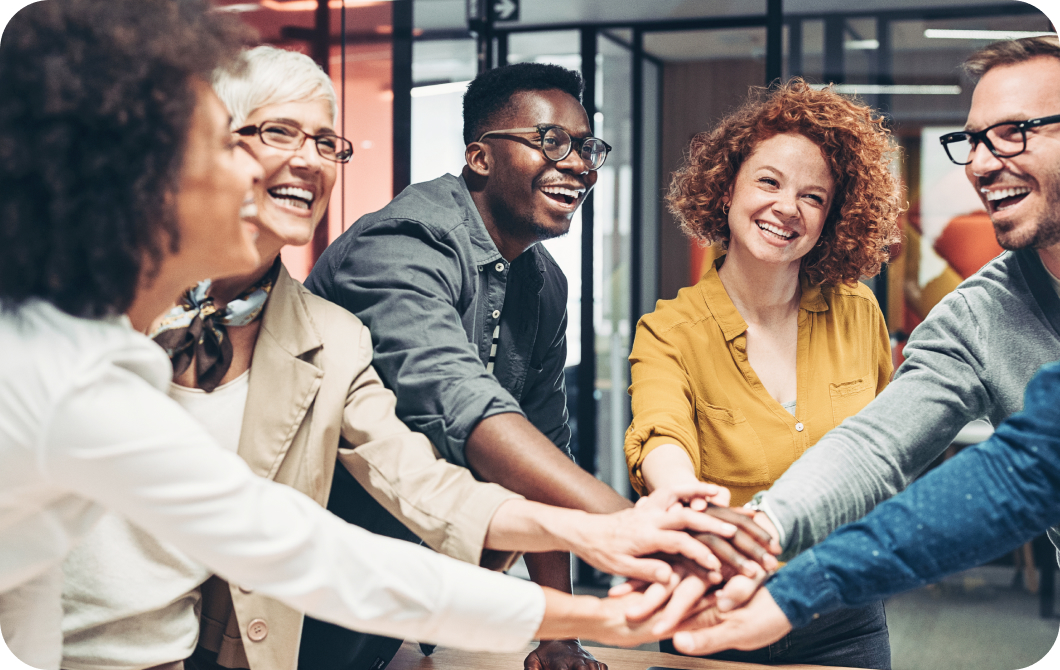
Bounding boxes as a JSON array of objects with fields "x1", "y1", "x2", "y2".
[
  {"x1": 337, "y1": 324, "x2": 522, "y2": 571},
  {"x1": 312, "y1": 218, "x2": 523, "y2": 468},
  {"x1": 624, "y1": 314, "x2": 700, "y2": 494}
]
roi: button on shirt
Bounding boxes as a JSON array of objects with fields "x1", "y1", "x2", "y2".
[{"x1": 306, "y1": 174, "x2": 572, "y2": 468}]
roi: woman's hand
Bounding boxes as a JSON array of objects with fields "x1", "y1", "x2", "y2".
[{"x1": 536, "y1": 587, "x2": 701, "y2": 648}]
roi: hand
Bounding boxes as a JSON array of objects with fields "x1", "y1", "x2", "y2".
[
  {"x1": 617, "y1": 558, "x2": 719, "y2": 634},
  {"x1": 695, "y1": 504, "x2": 781, "y2": 575},
  {"x1": 566, "y1": 483, "x2": 746, "y2": 583},
  {"x1": 525, "y1": 639, "x2": 605, "y2": 670},
  {"x1": 670, "y1": 587, "x2": 792, "y2": 656}
]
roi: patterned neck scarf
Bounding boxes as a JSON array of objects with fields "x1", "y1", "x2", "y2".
[{"x1": 152, "y1": 258, "x2": 281, "y2": 392}]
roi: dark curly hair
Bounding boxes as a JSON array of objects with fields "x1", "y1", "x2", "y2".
[
  {"x1": 462, "y1": 62, "x2": 583, "y2": 145},
  {"x1": 667, "y1": 79, "x2": 903, "y2": 286},
  {"x1": 0, "y1": 0, "x2": 252, "y2": 317}
]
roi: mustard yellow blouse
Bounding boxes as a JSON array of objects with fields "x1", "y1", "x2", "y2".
[{"x1": 625, "y1": 259, "x2": 893, "y2": 506}]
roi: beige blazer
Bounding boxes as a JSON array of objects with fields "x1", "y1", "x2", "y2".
[{"x1": 201, "y1": 265, "x2": 521, "y2": 670}]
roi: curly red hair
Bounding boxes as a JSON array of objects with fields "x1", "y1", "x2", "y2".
[{"x1": 667, "y1": 79, "x2": 903, "y2": 286}]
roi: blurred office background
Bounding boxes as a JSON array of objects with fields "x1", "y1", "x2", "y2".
[{"x1": 211, "y1": 1, "x2": 1058, "y2": 667}]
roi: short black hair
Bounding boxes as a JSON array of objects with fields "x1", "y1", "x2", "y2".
[
  {"x1": 0, "y1": 0, "x2": 251, "y2": 318},
  {"x1": 462, "y1": 62, "x2": 584, "y2": 145}
]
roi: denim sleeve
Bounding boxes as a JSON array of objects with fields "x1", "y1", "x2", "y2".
[
  {"x1": 765, "y1": 291, "x2": 991, "y2": 559},
  {"x1": 519, "y1": 306, "x2": 571, "y2": 456},
  {"x1": 766, "y1": 361, "x2": 1060, "y2": 629},
  {"x1": 310, "y1": 218, "x2": 524, "y2": 469}
]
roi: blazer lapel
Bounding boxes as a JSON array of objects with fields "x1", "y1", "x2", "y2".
[{"x1": 237, "y1": 266, "x2": 324, "y2": 480}]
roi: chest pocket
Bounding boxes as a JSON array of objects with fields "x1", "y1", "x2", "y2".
[
  {"x1": 829, "y1": 377, "x2": 875, "y2": 428},
  {"x1": 695, "y1": 401, "x2": 771, "y2": 487}
]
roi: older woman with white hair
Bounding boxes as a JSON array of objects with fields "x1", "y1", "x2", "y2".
[{"x1": 57, "y1": 45, "x2": 735, "y2": 670}]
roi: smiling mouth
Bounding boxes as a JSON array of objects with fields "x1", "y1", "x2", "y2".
[
  {"x1": 268, "y1": 186, "x2": 315, "y2": 211},
  {"x1": 757, "y1": 221, "x2": 796, "y2": 240},
  {"x1": 982, "y1": 186, "x2": 1030, "y2": 212},
  {"x1": 540, "y1": 185, "x2": 585, "y2": 207}
]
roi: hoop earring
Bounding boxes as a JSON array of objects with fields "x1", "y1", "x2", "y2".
[{"x1": 722, "y1": 202, "x2": 730, "y2": 215}]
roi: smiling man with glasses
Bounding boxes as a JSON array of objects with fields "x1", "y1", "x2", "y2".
[
  {"x1": 305, "y1": 61, "x2": 776, "y2": 670},
  {"x1": 650, "y1": 35, "x2": 1060, "y2": 657}
]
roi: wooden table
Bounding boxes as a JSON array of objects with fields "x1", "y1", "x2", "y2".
[{"x1": 387, "y1": 642, "x2": 859, "y2": 670}]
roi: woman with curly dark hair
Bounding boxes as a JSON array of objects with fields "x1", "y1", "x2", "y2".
[
  {"x1": 624, "y1": 79, "x2": 902, "y2": 668},
  {"x1": 0, "y1": 2, "x2": 698, "y2": 668}
]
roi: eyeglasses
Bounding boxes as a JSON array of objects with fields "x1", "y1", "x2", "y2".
[
  {"x1": 939, "y1": 113, "x2": 1060, "y2": 166},
  {"x1": 477, "y1": 124, "x2": 612, "y2": 171},
  {"x1": 235, "y1": 120, "x2": 354, "y2": 163}
]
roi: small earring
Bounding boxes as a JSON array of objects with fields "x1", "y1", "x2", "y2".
[{"x1": 722, "y1": 202, "x2": 730, "y2": 215}]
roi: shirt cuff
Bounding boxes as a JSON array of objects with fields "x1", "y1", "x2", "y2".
[
  {"x1": 752, "y1": 494, "x2": 786, "y2": 549},
  {"x1": 764, "y1": 549, "x2": 845, "y2": 629},
  {"x1": 441, "y1": 482, "x2": 523, "y2": 570}
]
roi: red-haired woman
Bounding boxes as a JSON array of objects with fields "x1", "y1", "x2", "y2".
[{"x1": 625, "y1": 79, "x2": 903, "y2": 668}]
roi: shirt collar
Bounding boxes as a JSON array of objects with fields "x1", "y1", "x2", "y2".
[
  {"x1": 457, "y1": 174, "x2": 504, "y2": 266},
  {"x1": 697, "y1": 255, "x2": 828, "y2": 342}
]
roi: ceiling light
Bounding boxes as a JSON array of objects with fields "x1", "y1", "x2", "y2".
[
  {"x1": 259, "y1": 0, "x2": 395, "y2": 10},
  {"x1": 845, "y1": 39, "x2": 879, "y2": 50},
  {"x1": 924, "y1": 29, "x2": 1056, "y2": 40},
  {"x1": 214, "y1": 3, "x2": 260, "y2": 11},
  {"x1": 812, "y1": 83, "x2": 962, "y2": 95},
  {"x1": 411, "y1": 81, "x2": 472, "y2": 98}
]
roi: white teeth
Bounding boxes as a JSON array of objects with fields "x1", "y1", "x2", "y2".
[
  {"x1": 273, "y1": 197, "x2": 310, "y2": 211},
  {"x1": 757, "y1": 222, "x2": 795, "y2": 239},
  {"x1": 541, "y1": 185, "x2": 585, "y2": 199},
  {"x1": 239, "y1": 201, "x2": 258, "y2": 219},
  {"x1": 982, "y1": 186, "x2": 1030, "y2": 202},
  {"x1": 269, "y1": 186, "x2": 315, "y2": 204}
]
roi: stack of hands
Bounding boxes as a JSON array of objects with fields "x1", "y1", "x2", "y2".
[{"x1": 545, "y1": 483, "x2": 791, "y2": 656}]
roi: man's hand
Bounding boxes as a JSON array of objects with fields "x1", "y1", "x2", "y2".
[
  {"x1": 694, "y1": 505, "x2": 781, "y2": 575},
  {"x1": 563, "y1": 484, "x2": 749, "y2": 583},
  {"x1": 669, "y1": 587, "x2": 792, "y2": 656},
  {"x1": 524, "y1": 640, "x2": 605, "y2": 670}
]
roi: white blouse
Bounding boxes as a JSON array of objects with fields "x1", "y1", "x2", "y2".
[{"x1": 0, "y1": 300, "x2": 543, "y2": 670}]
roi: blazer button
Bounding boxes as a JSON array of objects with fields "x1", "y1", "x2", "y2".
[
  {"x1": 795, "y1": 422, "x2": 805, "y2": 432},
  {"x1": 247, "y1": 618, "x2": 268, "y2": 642}
]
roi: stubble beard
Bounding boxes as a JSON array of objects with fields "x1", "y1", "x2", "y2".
[{"x1": 993, "y1": 168, "x2": 1060, "y2": 251}]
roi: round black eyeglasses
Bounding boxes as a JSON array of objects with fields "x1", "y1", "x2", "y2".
[
  {"x1": 939, "y1": 113, "x2": 1060, "y2": 166},
  {"x1": 236, "y1": 120, "x2": 354, "y2": 163},
  {"x1": 477, "y1": 124, "x2": 612, "y2": 171}
]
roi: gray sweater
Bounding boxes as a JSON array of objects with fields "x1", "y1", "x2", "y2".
[{"x1": 765, "y1": 249, "x2": 1060, "y2": 559}]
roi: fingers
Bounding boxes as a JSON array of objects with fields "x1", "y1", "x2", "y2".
[
  {"x1": 692, "y1": 533, "x2": 765, "y2": 578},
  {"x1": 607, "y1": 579, "x2": 642, "y2": 597},
  {"x1": 623, "y1": 574, "x2": 679, "y2": 622},
  {"x1": 604, "y1": 555, "x2": 676, "y2": 584},
  {"x1": 714, "y1": 573, "x2": 765, "y2": 613},
  {"x1": 651, "y1": 571, "x2": 711, "y2": 636},
  {"x1": 663, "y1": 507, "x2": 739, "y2": 537},
  {"x1": 644, "y1": 482, "x2": 725, "y2": 509}
]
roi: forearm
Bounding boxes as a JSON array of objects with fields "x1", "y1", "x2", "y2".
[
  {"x1": 484, "y1": 499, "x2": 588, "y2": 554},
  {"x1": 640, "y1": 444, "x2": 700, "y2": 493},
  {"x1": 765, "y1": 301, "x2": 990, "y2": 558},
  {"x1": 467, "y1": 412, "x2": 630, "y2": 513},
  {"x1": 536, "y1": 587, "x2": 609, "y2": 640},
  {"x1": 768, "y1": 367, "x2": 1060, "y2": 627}
]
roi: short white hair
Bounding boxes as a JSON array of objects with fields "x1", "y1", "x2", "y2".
[{"x1": 212, "y1": 45, "x2": 337, "y2": 128}]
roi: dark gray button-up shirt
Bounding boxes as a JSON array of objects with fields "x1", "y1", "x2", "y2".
[{"x1": 306, "y1": 174, "x2": 571, "y2": 468}]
